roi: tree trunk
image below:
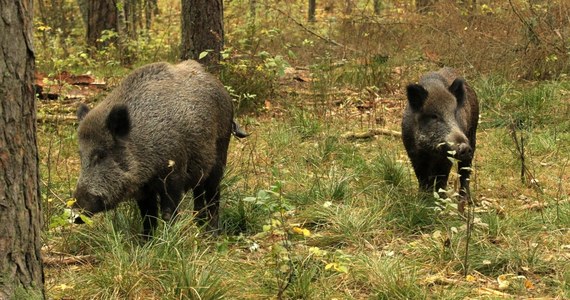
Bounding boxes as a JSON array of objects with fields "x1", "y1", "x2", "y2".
[
  {"x1": 308, "y1": 0, "x2": 316, "y2": 22},
  {"x1": 344, "y1": 0, "x2": 353, "y2": 14},
  {"x1": 374, "y1": 0, "x2": 381, "y2": 14},
  {"x1": 86, "y1": 0, "x2": 118, "y2": 49},
  {"x1": 145, "y1": 0, "x2": 158, "y2": 30},
  {"x1": 0, "y1": 0, "x2": 45, "y2": 299},
  {"x1": 246, "y1": 0, "x2": 257, "y2": 51},
  {"x1": 180, "y1": 0, "x2": 224, "y2": 71}
]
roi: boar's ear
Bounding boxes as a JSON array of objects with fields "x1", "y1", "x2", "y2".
[
  {"x1": 77, "y1": 103, "x2": 90, "y2": 122},
  {"x1": 406, "y1": 84, "x2": 428, "y2": 111},
  {"x1": 449, "y1": 78, "x2": 466, "y2": 106},
  {"x1": 106, "y1": 105, "x2": 131, "y2": 138}
]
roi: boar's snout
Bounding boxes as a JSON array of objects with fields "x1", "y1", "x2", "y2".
[
  {"x1": 455, "y1": 142, "x2": 473, "y2": 161},
  {"x1": 445, "y1": 129, "x2": 472, "y2": 161},
  {"x1": 72, "y1": 187, "x2": 106, "y2": 219}
]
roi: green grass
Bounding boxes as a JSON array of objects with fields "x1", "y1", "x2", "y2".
[
  {"x1": 36, "y1": 1, "x2": 570, "y2": 298},
  {"x1": 40, "y1": 75, "x2": 570, "y2": 298}
]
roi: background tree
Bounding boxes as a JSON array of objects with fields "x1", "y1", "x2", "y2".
[
  {"x1": 0, "y1": 0, "x2": 45, "y2": 299},
  {"x1": 374, "y1": 0, "x2": 381, "y2": 14},
  {"x1": 180, "y1": 0, "x2": 224, "y2": 70},
  {"x1": 308, "y1": 0, "x2": 316, "y2": 22},
  {"x1": 344, "y1": 0, "x2": 354, "y2": 14},
  {"x1": 86, "y1": 0, "x2": 118, "y2": 48}
]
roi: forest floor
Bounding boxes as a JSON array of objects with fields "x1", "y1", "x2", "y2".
[{"x1": 36, "y1": 63, "x2": 570, "y2": 299}]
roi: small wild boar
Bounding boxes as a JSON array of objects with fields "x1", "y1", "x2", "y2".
[
  {"x1": 401, "y1": 68, "x2": 479, "y2": 200},
  {"x1": 73, "y1": 60, "x2": 247, "y2": 236}
]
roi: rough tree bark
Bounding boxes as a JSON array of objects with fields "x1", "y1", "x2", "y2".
[
  {"x1": 180, "y1": 0, "x2": 224, "y2": 71},
  {"x1": 0, "y1": 0, "x2": 45, "y2": 299},
  {"x1": 86, "y1": 0, "x2": 118, "y2": 49}
]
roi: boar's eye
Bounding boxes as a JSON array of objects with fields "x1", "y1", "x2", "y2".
[
  {"x1": 423, "y1": 114, "x2": 440, "y2": 121},
  {"x1": 90, "y1": 150, "x2": 107, "y2": 166}
]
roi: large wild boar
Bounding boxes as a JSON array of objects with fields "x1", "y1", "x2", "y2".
[
  {"x1": 73, "y1": 60, "x2": 247, "y2": 236},
  {"x1": 401, "y1": 68, "x2": 479, "y2": 200}
]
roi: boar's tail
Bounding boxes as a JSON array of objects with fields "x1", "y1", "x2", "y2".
[{"x1": 232, "y1": 120, "x2": 249, "y2": 138}]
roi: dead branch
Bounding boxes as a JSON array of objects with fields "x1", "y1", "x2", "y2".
[
  {"x1": 342, "y1": 128, "x2": 401, "y2": 140},
  {"x1": 42, "y1": 254, "x2": 97, "y2": 266}
]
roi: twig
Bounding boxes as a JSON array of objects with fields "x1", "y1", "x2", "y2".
[
  {"x1": 262, "y1": 4, "x2": 360, "y2": 54},
  {"x1": 42, "y1": 254, "x2": 97, "y2": 266},
  {"x1": 509, "y1": 123, "x2": 544, "y2": 193},
  {"x1": 508, "y1": 0, "x2": 541, "y2": 46},
  {"x1": 510, "y1": 122, "x2": 526, "y2": 184},
  {"x1": 463, "y1": 193, "x2": 474, "y2": 277},
  {"x1": 342, "y1": 128, "x2": 401, "y2": 140}
]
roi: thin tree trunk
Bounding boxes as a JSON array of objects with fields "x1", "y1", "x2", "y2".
[
  {"x1": 344, "y1": 0, "x2": 353, "y2": 14},
  {"x1": 0, "y1": 0, "x2": 45, "y2": 299},
  {"x1": 180, "y1": 0, "x2": 224, "y2": 71},
  {"x1": 308, "y1": 0, "x2": 316, "y2": 22},
  {"x1": 374, "y1": 0, "x2": 381, "y2": 14},
  {"x1": 246, "y1": 0, "x2": 257, "y2": 51},
  {"x1": 145, "y1": 0, "x2": 157, "y2": 30}
]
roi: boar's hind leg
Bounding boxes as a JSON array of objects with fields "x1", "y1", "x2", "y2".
[
  {"x1": 193, "y1": 165, "x2": 223, "y2": 233},
  {"x1": 137, "y1": 184, "x2": 159, "y2": 237}
]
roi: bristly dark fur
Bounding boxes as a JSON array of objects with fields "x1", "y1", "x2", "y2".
[
  {"x1": 73, "y1": 60, "x2": 247, "y2": 237},
  {"x1": 401, "y1": 67, "x2": 479, "y2": 200}
]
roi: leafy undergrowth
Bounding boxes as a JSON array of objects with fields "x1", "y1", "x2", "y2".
[{"x1": 39, "y1": 74, "x2": 570, "y2": 299}]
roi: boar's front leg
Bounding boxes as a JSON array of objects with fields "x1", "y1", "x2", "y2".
[
  {"x1": 411, "y1": 154, "x2": 450, "y2": 194},
  {"x1": 428, "y1": 158, "x2": 453, "y2": 195},
  {"x1": 136, "y1": 184, "x2": 159, "y2": 237},
  {"x1": 458, "y1": 159, "x2": 472, "y2": 200},
  {"x1": 158, "y1": 172, "x2": 186, "y2": 222}
]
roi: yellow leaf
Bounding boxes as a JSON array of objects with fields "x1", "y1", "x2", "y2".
[
  {"x1": 524, "y1": 279, "x2": 534, "y2": 289},
  {"x1": 57, "y1": 283, "x2": 73, "y2": 290},
  {"x1": 432, "y1": 230, "x2": 442, "y2": 239},
  {"x1": 292, "y1": 226, "x2": 311, "y2": 237},
  {"x1": 334, "y1": 264, "x2": 348, "y2": 273},
  {"x1": 497, "y1": 274, "x2": 512, "y2": 290},
  {"x1": 309, "y1": 247, "x2": 326, "y2": 256},
  {"x1": 466, "y1": 275, "x2": 476, "y2": 282},
  {"x1": 280, "y1": 264, "x2": 290, "y2": 273},
  {"x1": 66, "y1": 199, "x2": 76, "y2": 208},
  {"x1": 325, "y1": 262, "x2": 348, "y2": 273}
]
